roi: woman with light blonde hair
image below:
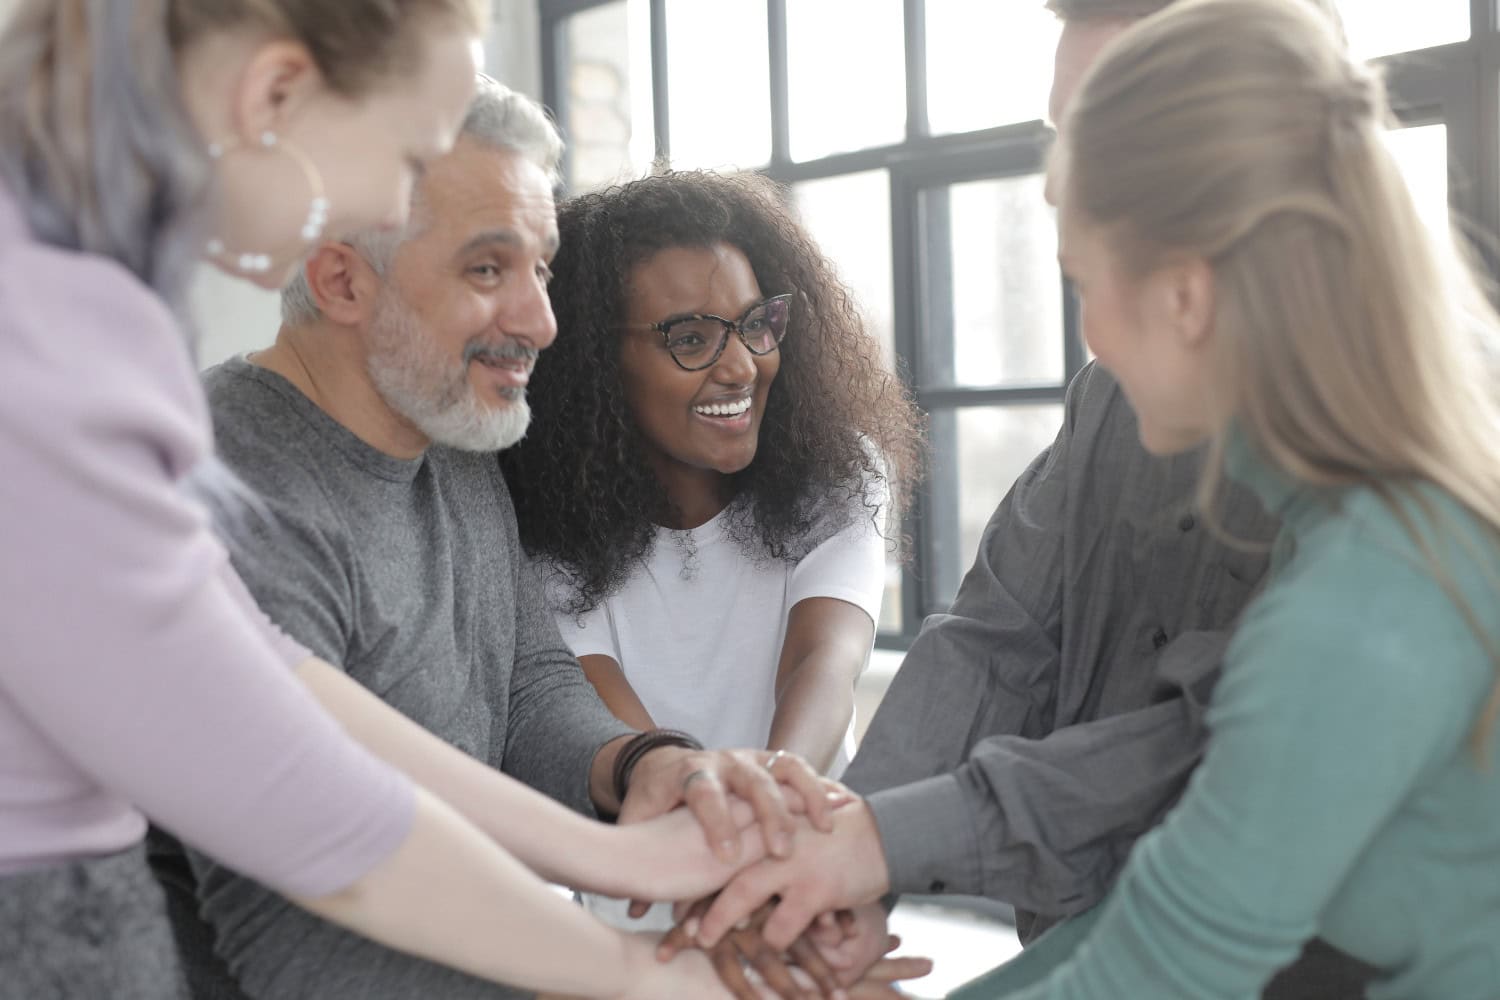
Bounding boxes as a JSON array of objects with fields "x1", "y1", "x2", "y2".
[{"x1": 967, "y1": 0, "x2": 1500, "y2": 996}]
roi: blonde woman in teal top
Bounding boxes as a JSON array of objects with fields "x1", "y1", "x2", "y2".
[{"x1": 963, "y1": 0, "x2": 1500, "y2": 997}]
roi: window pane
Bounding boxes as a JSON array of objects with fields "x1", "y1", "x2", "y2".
[
  {"x1": 926, "y1": 2, "x2": 1059, "y2": 135},
  {"x1": 564, "y1": 1, "x2": 655, "y2": 192},
  {"x1": 665, "y1": 0, "x2": 771, "y2": 169},
  {"x1": 792, "y1": 170, "x2": 901, "y2": 633},
  {"x1": 793, "y1": 170, "x2": 896, "y2": 369},
  {"x1": 1383, "y1": 123, "x2": 1449, "y2": 239},
  {"x1": 787, "y1": 0, "x2": 906, "y2": 161},
  {"x1": 924, "y1": 173, "x2": 1064, "y2": 388},
  {"x1": 929, "y1": 404, "x2": 1063, "y2": 610},
  {"x1": 1334, "y1": 2, "x2": 1468, "y2": 60}
]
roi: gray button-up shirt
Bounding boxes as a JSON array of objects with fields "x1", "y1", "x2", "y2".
[{"x1": 845, "y1": 363, "x2": 1377, "y2": 996}]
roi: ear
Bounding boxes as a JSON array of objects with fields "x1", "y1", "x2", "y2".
[
  {"x1": 228, "y1": 39, "x2": 322, "y2": 143},
  {"x1": 303, "y1": 244, "x2": 381, "y2": 327},
  {"x1": 1160, "y1": 256, "x2": 1216, "y2": 349}
]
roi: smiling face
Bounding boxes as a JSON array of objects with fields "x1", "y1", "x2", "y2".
[
  {"x1": 619, "y1": 242, "x2": 782, "y2": 518},
  {"x1": 364, "y1": 139, "x2": 559, "y2": 452},
  {"x1": 1057, "y1": 191, "x2": 1223, "y2": 455}
]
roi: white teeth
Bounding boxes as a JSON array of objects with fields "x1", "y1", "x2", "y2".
[{"x1": 694, "y1": 397, "x2": 752, "y2": 417}]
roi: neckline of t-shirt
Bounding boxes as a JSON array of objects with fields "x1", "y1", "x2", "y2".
[
  {"x1": 661, "y1": 504, "x2": 735, "y2": 546},
  {"x1": 221, "y1": 356, "x2": 427, "y2": 484}
]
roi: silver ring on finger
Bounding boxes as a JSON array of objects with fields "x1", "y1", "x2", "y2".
[
  {"x1": 682, "y1": 768, "x2": 713, "y2": 791},
  {"x1": 764, "y1": 748, "x2": 789, "y2": 773}
]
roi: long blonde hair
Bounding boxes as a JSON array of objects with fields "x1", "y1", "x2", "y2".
[{"x1": 1061, "y1": 0, "x2": 1500, "y2": 751}]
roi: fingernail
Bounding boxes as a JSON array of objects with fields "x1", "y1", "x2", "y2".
[
  {"x1": 719, "y1": 839, "x2": 739, "y2": 861},
  {"x1": 772, "y1": 832, "x2": 791, "y2": 856},
  {"x1": 683, "y1": 917, "x2": 700, "y2": 939},
  {"x1": 833, "y1": 990, "x2": 849, "y2": 1000},
  {"x1": 735, "y1": 916, "x2": 751, "y2": 931}
]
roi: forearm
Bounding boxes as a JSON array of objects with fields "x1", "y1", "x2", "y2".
[
  {"x1": 768, "y1": 659, "x2": 855, "y2": 773},
  {"x1": 867, "y1": 696, "x2": 1205, "y2": 914},
  {"x1": 298, "y1": 786, "x2": 644, "y2": 998},
  {"x1": 297, "y1": 657, "x2": 609, "y2": 888}
]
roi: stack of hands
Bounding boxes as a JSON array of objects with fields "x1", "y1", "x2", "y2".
[{"x1": 589, "y1": 745, "x2": 934, "y2": 999}]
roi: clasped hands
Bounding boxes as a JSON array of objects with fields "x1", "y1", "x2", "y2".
[{"x1": 602, "y1": 745, "x2": 931, "y2": 999}]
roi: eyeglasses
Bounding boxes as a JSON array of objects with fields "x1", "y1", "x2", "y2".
[{"x1": 624, "y1": 294, "x2": 793, "y2": 372}]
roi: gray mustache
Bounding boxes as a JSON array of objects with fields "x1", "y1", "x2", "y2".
[{"x1": 465, "y1": 342, "x2": 540, "y2": 365}]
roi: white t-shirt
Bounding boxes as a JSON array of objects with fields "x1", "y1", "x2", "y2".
[
  {"x1": 556, "y1": 494, "x2": 888, "y2": 929},
  {"x1": 554, "y1": 495, "x2": 888, "y2": 776}
]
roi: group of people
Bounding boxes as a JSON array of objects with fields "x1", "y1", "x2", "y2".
[{"x1": 2, "y1": 1, "x2": 1497, "y2": 999}]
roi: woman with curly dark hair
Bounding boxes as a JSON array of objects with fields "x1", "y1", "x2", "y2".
[{"x1": 503, "y1": 169, "x2": 922, "y2": 801}]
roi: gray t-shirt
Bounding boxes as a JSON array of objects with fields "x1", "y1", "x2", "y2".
[{"x1": 164, "y1": 357, "x2": 633, "y2": 1000}]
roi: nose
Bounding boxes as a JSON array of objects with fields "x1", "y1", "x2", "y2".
[
  {"x1": 711, "y1": 330, "x2": 757, "y2": 384},
  {"x1": 501, "y1": 268, "x2": 558, "y2": 351}
]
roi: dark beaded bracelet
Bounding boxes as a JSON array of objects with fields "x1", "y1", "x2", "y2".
[{"x1": 611, "y1": 727, "x2": 705, "y2": 806}]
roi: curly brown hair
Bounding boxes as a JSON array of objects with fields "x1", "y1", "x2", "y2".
[{"x1": 501, "y1": 169, "x2": 924, "y2": 615}]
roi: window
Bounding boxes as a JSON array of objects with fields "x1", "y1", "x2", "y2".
[{"x1": 542, "y1": 0, "x2": 1496, "y2": 648}]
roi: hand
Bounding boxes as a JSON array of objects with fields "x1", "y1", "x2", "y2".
[
  {"x1": 807, "y1": 904, "x2": 892, "y2": 985},
  {"x1": 596, "y1": 804, "x2": 765, "y2": 904},
  {"x1": 615, "y1": 932, "x2": 739, "y2": 1000},
  {"x1": 620, "y1": 747, "x2": 835, "y2": 865},
  {"x1": 657, "y1": 895, "x2": 847, "y2": 1000},
  {"x1": 697, "y1": 799, "x2": 891, "y2": 950},
  {"x1": 838, "y1": 940, "x2": 933, "y2": 999}
]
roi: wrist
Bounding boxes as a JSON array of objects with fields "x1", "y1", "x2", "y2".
[
  {"x1": 611, "y1": 932, "x2": 661, "y2": 1000},
  {"x1": 847, "y1": 799, "x2": 893, "y2": 901},
  {"x1": 609, "y1": 728, "x2": 704, "y2": 808}
]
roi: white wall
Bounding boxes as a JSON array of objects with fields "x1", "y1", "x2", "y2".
[{"x1": 193, "y1": 0, "x2": 542, "y2": 368}]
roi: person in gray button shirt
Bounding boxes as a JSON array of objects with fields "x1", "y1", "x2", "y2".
[{"x1": 683, "y1": 3, "x2": 1376, "y2": 998}]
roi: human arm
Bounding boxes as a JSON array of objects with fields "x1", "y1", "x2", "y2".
[
  {"x1": 504, "y1": 510, "x2": 830, "y2": 861},
  {"x1": 840, "y1": 366, "x2": 1220, "y2": 917},
  {"x1": 767, "y1": 597, "x2": 874, "y2": 772},
  {"x1": 0, "y1": 253, "x2": 730, "y2": 999},
  {"x1": 294, "y1": 657, "x2": 767, "y2": 902},
  {"x1": 849, "y1": 635, "x2": 1217, "y2": 912},
  {"x1": 579, "y1": 653, "x2": 658, "y2": 731},
  {"x1": 299, "y1": 783, "x2": 739, "y2": 1000},
  {"x1": 995, "y1": 538, "x2": 1487, "y2": 999},
  {"x1": 768, "y1": 476, "x2": 887, "y2": 772}
]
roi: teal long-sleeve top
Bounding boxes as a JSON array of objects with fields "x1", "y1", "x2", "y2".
[{"x1": 972, "y1": 434, "x2": 1500, "y2": 1000}]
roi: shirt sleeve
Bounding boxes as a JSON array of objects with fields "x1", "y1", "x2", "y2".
[
  {"x1": 0, "y1": 251, "x2": 413, "y2": 898},
  {"x1": 493, "y1": 480, "x2": 635, "y2": 815},
  {"x1": 845, "y1": 366, "x2": 1212, "y2": 916},
  {"x1": 1001, "y1": 535, "x2": 1486, "y2": 999},
  {"x1": 546, "y1": 562, "x2": 621, "y2": 663},
  {"x1": 787, "y1": 472, "x2": 890, "y2": 628}
]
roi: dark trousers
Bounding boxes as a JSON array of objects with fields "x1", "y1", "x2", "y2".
[{"x1": 0, "y1": 842, "x2": 189, "y2": 1000}]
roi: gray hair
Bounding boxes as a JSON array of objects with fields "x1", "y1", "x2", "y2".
[{"x1": 280, "y1": 76, "x2": 563, "y2": 327}]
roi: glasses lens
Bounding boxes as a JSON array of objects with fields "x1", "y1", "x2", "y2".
[
  {"x1": 665, "y1": 318, "x2": 729, "y2": 368},
  {"x1": 741, "y1": 297, "x2": 790, "y2": 354}
]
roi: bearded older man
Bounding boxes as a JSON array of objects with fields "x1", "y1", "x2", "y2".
[{"x1": 148, "y1": 77, "x2": 827, "y2": 1000}]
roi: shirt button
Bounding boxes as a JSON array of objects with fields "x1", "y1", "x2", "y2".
[
  {"x1": 1152, "y1": 628, "x2": 1169, "y2": 649},
  {"x1": 1179, "y1": 513, "x2": 1196, "y2": 532},
  {"x1": 929, "y1": 880, "x2": 947, "y2": 893}
]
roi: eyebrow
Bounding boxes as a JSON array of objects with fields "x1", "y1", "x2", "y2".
[
  {"x1": 456, "y1": 228, "x2": 561, "y2": 257},
  {"x1": 658, "y1": 297, "x2": 769, "y2": 326}
]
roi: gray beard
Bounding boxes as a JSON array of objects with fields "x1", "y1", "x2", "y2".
[{"x1": 364, "y1": 289, "x2": 532, "y2": 453}]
